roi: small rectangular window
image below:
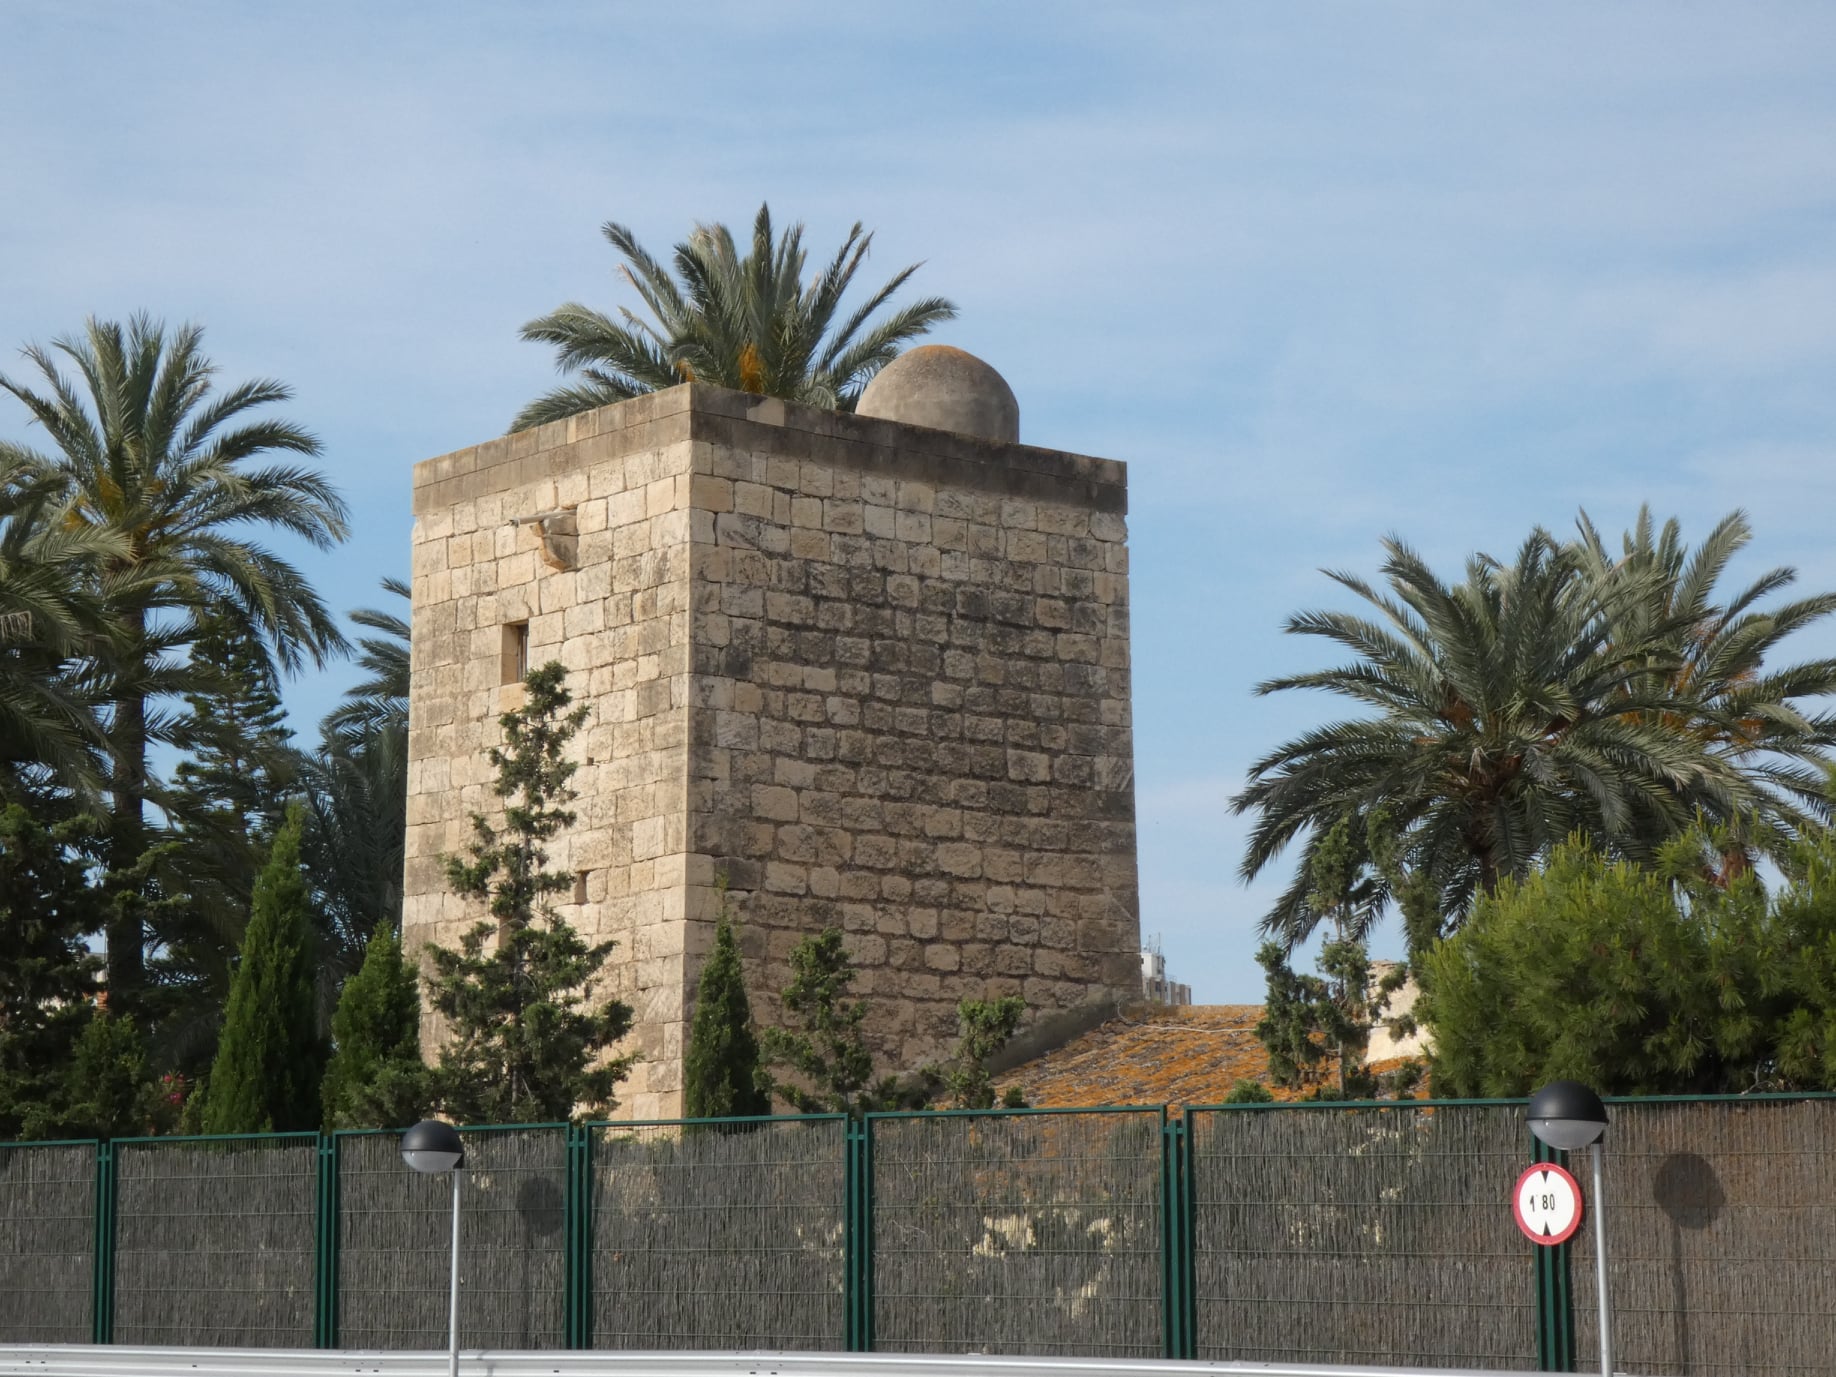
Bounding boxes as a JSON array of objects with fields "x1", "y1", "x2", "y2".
[
  {"x1": 572, "y1": 870, "x2": 590, "y2": 905},
  {"x1": 501, "y1": 622, "x2": 529, "y2": 685}
]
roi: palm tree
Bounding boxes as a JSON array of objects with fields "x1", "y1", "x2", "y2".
[
  {"x1": 0, "y1": 453, "x2": 120, "y2": 798},
  {"x1": 301, "y1": 725, "x2": 406, "y2": 981},
  {"x1": 0, "y1": 316, "x2": 349, "y2": 1011},
  {"x1": 513, "y1": 203, "x2": 956, "y2": 431},
  {"x1": 302, "y1": 576, "x2": 412, "y2": 995},
  {"x1": 1233, "y1": 529, "x2": 1757, "y2": 947},
  {"x1": 1572, "y1": 506, "x2": 1836, "y2": 877},
  {"x1": 322, "y1": 576, "x2": 409, "y2": 747}
]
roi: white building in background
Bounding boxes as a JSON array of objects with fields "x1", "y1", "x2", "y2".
[
  {"x1": 1365, "y1": 960, "x2": 1430, "y2": 1062},
  {"x1": 1140, "y1": 936, "x2": 1192, "y2": 1006}
]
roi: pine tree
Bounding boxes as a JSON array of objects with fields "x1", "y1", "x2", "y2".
[
  {"x1": 157, "y1": 607, "x2": 305, "y2": 1067},
  {"x1": 199, "y1": 805, "x2": 325, "y2": 1132},
  {"x1": 1254, "y1": 815, "x2": 1407, "y2": 1100},
  {"x1": 683, "y1": 884, "x2": 769, "y2": 1120},
  {"x1": 1423, "y1": 829, "x2": 1836, "y2": 1096},
  {"x1": 761, "y1": 928, "x2": 919, "y2": 1114},
  {"x1": 321, "y1": 922, "x2": 427, "y2": 1129},
  {"x1": 0, "y1": 805, "x2": 104, "y2": 1139},
  {"x1": 64, "y1": 1010, "x2": 150, "y2": 1138},
  {"x1": 425, "y1": 662, "x2": 632, "y2": 1124},
  {"x1": 168, "y1": 606, "x2": 298, "y2": 855},
  {"x1": 929, "y1": 996, "x2": 1028, "y2": 1110}
]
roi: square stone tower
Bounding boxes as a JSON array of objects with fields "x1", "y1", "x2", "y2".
[{"x1": 406, "y1": 375, "x2": 1139, "y2": 1119}]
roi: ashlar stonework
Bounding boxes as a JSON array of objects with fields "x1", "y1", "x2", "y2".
[{"x1": 407, "y1": 384, "x2": 1141, "y2": 1119}]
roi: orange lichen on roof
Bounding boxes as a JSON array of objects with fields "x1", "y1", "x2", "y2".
[
  {"x1": 996, "y1": 1004, "x2": 1290, "y2": 1109},
  {"x1": 994, "y1": 1005, "x2": 1433, "y2": 1111}
]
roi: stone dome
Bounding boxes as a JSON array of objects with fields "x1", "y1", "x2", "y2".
[{"x1": 856, "y1": 345, "x2": 1019, "y2": 443}]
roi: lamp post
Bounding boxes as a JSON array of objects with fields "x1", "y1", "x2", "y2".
[
  {"x1": 1528, "y1": 1081, "x2": 1612, "y2": 1376},
  {"x1": 401, "y1": 1120, "x2": 465, "y2": 1377}
]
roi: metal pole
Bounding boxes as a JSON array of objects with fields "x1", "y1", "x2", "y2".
[
  {"x1": 1586, "y1": 1145, "x2": 1615, "y2": 1377},
  {"x1": 449, "y1": 1168, "x2": 462, "y2": 1377}
]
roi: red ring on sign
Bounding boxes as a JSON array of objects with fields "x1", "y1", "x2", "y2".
[{"x1": 1512, "y1": 1161, "x2": 1584, "y2": 1246}]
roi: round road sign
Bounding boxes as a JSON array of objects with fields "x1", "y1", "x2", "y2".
[{"x1": 1512, "y1": 1162, "x2": 1583, "y2": 1245}]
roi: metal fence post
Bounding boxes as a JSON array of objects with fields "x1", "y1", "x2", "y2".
[
  {"x1": 844, "y1": 1118, "x2": 875, "y2": 1352},
  {"x1": 564, "y1": 1124, "x2": 593, "y2": 1350},
  {"x1": 90, "y1": 1139, "x2": 116, "y2": 1345},
  {"x1": 1531, "y1": 1134, "x2": 1576, "y2": 1372},
  {"x1": 313, "y1": 1133, "x2": 341, "y2": 1349},
  {"x1": 1160, "y1": 1114, "x2": 1197, "y2": 1360}
]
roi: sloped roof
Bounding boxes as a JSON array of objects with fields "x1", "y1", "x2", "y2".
[{"x1": 995, "y1": 1004, "x2": 1283, "y2": 1108}]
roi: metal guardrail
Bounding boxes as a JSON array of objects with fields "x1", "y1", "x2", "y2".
[{"x1": 0, "y1": 1348, "x2": 1560, "y2": 1377}]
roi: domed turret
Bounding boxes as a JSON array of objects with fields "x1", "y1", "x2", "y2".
[{"x1": 856, "y1": 345, "x2": 1019, "y2": 443}]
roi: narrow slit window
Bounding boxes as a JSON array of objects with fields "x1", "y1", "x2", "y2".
[
  {"x1": 501, "y1": 621, "x2": 530, "y2": 685},
  {"x1": 572, "y1": 870, "x2": 590, "y2": 905}
]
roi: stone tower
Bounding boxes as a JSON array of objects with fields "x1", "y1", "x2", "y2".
[{"x1": 405, "y1": 350, "x2": 1140, "y2": 1119}]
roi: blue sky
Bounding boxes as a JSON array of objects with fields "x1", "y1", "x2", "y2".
[{"x1": 6, "y1": 3, "x2": 1836, "y2": 1000}]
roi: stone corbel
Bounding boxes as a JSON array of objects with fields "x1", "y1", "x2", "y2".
[{"x1": 512, "y1": 506, "x2": 579, "y2": 571}]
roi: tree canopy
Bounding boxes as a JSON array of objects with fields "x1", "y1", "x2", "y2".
[
  {"x1": 1425, "y1": 830, "x2": 1836, "y2": 1096},
  {"x1": 1234, "y1": 511, "x2": 1836, "y2": 948},
  {"x1": 682, "y1": 888, "x2": 770, "y2": 1121},
  {"x1": 0, "y1": 315, "x2": 348, "y2": 1014},
  {"x1": 513, "y1": 204, "x2": 956, "y2": 431},
  {"x1": 426, "y1": 662, "x2": 633, "y2": 1123},
  {"x1": 199, "y1": 805, "x2": 326, "y2": 1133}
]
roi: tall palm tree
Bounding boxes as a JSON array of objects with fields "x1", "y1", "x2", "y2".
[
  {"x1": 0, "y1": 453, "x2": 120, "y2": 798},
  {"x1": 1572, "y1": 506, "x2": 1836, "y2": 876},
  {"x1": 301, "y1": 724, "x2": 406, "y2": 982},
  {"x1": 0, "y1": 316, "x2": 350, "y2": 1011},
  {"x1": 303, "y1": 575, "x2": 412, "y2": 991},
  {"x1": 322, "y1": 576, "x2": 409, "y2": 748},
  {"x1": 1233, "y1": 529, "x2": 1756, "y2": 947},
  {"x1": 513, "y1": 203, "x2": 956, "y2": 431}
]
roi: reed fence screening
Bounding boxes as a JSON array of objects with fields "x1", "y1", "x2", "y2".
[{"x1": 0, "y1": 1096, "x2": 1828, "y2": 1375}]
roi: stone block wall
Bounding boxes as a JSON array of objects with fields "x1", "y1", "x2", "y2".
[
  {"x1": 407, "y1": 391, "x2": 697, "y2": 1114},
  {"x1": 408, "y1": 384, "x2": 1139, "y2": 1119}
]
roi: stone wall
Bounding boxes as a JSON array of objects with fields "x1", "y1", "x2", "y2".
[
  {"x1": 408, "y1": 384, "x2": 1139, "y2": 1118},
  {"x1": 683, "y1": 398, "x2": 1139, "y2": 1072},
  {"x1": 407, "y1": 392, "x2": 698, "y2": 1114}
]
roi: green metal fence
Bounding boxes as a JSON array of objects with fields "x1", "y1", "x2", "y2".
[
  {"x1": 0, "y1": 1141, "x2": 95, "y2": 1344},
  {"x1": 1565, "y1": 1096, "x2": 1836, "y2": 1377},
  {"x1": 870, "y1": 1108, "x2": 1164, "y2": 1358},
  {"x1": 1187, "y1": 1101, "x2": 1535, "y2": 1370},
  {"x1": 112, "y1": 1134, "x2": 318, "y2": 1348},
  {"x1": 337, "y1": 1126, "x2": 567, "y2": 1351},
  {"x1": 591, "y1": 1116, "x2": 846, "y2": 1351},
  {"x1": 3, "y1": 1096, "x2": 1833, "y2": 1371}
]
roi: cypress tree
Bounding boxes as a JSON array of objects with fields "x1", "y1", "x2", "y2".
[
  {"x1": 321, "y1": 922, "x2": 427, "y2": 1129},
  {"x1": 200, "y1": 805, "x2": 325, "y2": 1132},
  {"x1": 683, "y1": 888, "x2": 769, "y2": 1120}
]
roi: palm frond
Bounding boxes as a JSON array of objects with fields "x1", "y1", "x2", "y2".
[{"x1": 514, "y1": 205, "x2": 957, "y2": 430}]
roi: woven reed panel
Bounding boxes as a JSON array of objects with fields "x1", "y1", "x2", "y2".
[
  {"x1": 0, "y1": 1145, "x2": 94, "y2": 1343},
  {"x1": 872, "y1": 1111, "x2": 1163, "y2": 1357},
  {"x1": 1192, "y1": 1105, "x2": 1534, "y2": 1369},
  {"x1": 339, "y1": 1128, "x2": 566, "y2": 1350},
  {"x1": 1567, "y1": 1098, "x2": 1836, "y2": 1377},
  {"x1": 114, "y1": 1138, "x2": 317, "y2": 1346},
  {"x1": 591, "y1": 1119, "x2": 845, "y2": 1350}
]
